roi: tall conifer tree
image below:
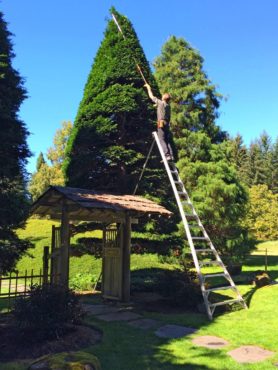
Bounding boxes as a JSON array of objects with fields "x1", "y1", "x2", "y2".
[
  {"x1": 64, "y1": 8, "x2": 163, "y2": 195},
  {"x1": 0, "y1": 12, "x2": 31, "y2": 274},
  {"x1": 154, "y1": 36, "x2": 226, "y2": 142},
  {"x1": 64, "y1": 8, "x2": 178, "y2": 236},
  {"x1": 154, "y1": 36, "x2": 251, "y2": 260}
]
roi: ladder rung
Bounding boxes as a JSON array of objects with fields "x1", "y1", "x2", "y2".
[
  {"x1": 205, "y1": 285, "x2": 235, "y2": 292},
  {"x1": 209, "y1": 298, "x2": 244, "y2": 308},
  {"x1": 177, "y1": 191, "x2": 188, "y2": 197},
  {"x1": 174, "y1": 181, "x2": 183, "y2": 185},
  {"x1": 192, "y1": 237, "x2": 209, "y2": 241},
  {"x1": 184, "y1": 213, "x2": 197, "y2": 219},
  {"x1": 195, "y1": 248, "x2": 213, "y2": 253},
  {"x1": 199, "y1": 260, "x2": 221, "y2": 267},
  {"x1": 203, "y1": 273, "x2": 227, "y2": 278}
]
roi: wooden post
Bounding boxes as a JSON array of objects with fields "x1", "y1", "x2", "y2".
[
  {"x1": 59, "y1": 202, "x2": 70, "y2": 287},
  {"x1": 50, "y1": 225, "x2": 55, "y2": 284},
  {"x1": 122, "y1": 213, "x2": 131, "y2": 302},
  {"x1": 42, "y1": 246, "x2": 49, "y2": 285},
  {"x1": 101, "y1": 225, "x2": 106, "y2": 294},
  {"x1": 265, "y1": 248, "x2": 268, "y2": 272}
]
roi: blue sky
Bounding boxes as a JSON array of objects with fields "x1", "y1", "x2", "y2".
[{"x1": 1, "y1": 0, "x2": 278, "y2": 173}]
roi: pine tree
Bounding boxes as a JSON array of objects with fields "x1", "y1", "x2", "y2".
[
  {"x1": 36, "y1": 152, "x2": 45, "y2": 171},
  {"x1": 0, "y1": 11, "x2": 31, "y2": 274},
  {"x1": 154, "y1": 36, "x2": 251, "y2": 261},
  {"x1": 29, "y1": 121, "x2": 72, "y2": 201},
  {"x1": 227, "y1": 134, "x2": 250, "y2": 185},
  {"x1": 247, "y1": 137, "x2": 271, "y2": 187},
  {"x1": 63, "y1": 8, "x2": 179, "y2": 238},
  {"x1": 153, "y1": 36, "x2": 226, "y2": 142},
  {"x1": 271, "y1": 137, "x2": 278, "y2": 193}
]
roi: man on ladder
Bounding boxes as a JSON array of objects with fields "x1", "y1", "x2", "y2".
[{"x1": 144, "y1": 83, "x2": 174, "y2": 161}]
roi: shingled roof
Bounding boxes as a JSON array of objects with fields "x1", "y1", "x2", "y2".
[{"x1": 31, "y1": 186, "x2": 172, "y2": 223}]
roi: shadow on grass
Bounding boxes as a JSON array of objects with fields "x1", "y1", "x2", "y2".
[
  {"x1": 155, "y1": 345, "x2": 228, "y2": 370},
  {"x1": 232, "y1": 255, "x2": 278, "y2": 283},
  {"x1": 242, "y1": 285, "x2": 258, "y2": 308}
]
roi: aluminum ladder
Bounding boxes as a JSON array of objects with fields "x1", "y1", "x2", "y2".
[{"x1": 152, "y1": 131, "x2": 247, "y2": 320}]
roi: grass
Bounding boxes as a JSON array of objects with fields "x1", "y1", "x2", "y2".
[
  {"x1": 1, "y1": 219, "x2": 277, "y2": 369},
  {"x1": 69, "y1": 283, "x2": 278, "y2": 370}
]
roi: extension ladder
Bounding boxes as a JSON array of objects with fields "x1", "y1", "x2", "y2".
[{"x1": 152, "y1": 131, "x2": 247, "y2": 320}]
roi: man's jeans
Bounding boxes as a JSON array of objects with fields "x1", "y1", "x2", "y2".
[{"x1": 157, "y1": 125, "x2": 173, "y2": 159}]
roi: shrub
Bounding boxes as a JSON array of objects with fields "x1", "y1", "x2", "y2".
[
  {"x1": 12, "y1": 284, "x2": 85, "y2": 340},
  {"x1": 156, "y1": 255, "x2": 202, "y2": 309},
  {"x1": 69, "y1": 273, "x2": 99, "y2": 291}
]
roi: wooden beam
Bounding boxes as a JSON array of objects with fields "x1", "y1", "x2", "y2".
[
  {"x1": 122, "y1": 212, "x2": 131, "y2": 302},
  {"x1": 59, "y1": 202, "x2": 70, "y2": 287}
]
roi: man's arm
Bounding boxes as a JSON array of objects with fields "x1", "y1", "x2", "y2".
[{"x1": 144, "y1": 83, "x2": 157, "y2": 103}]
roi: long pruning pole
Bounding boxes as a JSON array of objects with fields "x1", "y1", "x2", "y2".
[{"x1": 111, "y1": 12, "x2": 148, "y2": 85}]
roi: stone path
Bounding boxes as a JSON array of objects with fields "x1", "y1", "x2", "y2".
[
  {"x1": 83, "y1": 303, "x2": 195, "y2": 339},
  {"x1": 228, "y1": 346, "x2": 275, "y2": 363},
  {"x1": 192, "y1": 335, "x2": 229, "y2": 349},
  {"x1": 84, "y1": 303, "x2": 276, "y2": 365},
  {"x1": 155, "y1": 324, "x2": 197, "y2": 339}
]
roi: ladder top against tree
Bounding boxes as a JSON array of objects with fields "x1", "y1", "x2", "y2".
[{"x1": 30, "y1": 185, "x2": 172, "y2": 301}]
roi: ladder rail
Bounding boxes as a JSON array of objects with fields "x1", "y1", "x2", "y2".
[
  {"x1": 133, "y1": 138, "x2": 155, "y2": 195},
  {"x1": 152, "y1": 132, "x2": 202, "y2": 277},
  {"x1": 152, "y1": 131, "x2": 247, "y2": 319}
]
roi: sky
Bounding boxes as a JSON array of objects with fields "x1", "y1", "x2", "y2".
[{"x1": 1, "y1": 0, "x2": 278, "y2": 173}]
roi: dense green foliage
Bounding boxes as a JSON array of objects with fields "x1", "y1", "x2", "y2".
[
  {"x1": 243, "y1": 184, "x2": 278, "y2": 240},
  {"x1": 13, "y1": 284, "x2": 84, "y2": 340},
  {"x1": 177, "y1": 134, "x2": 252, "y2": 261},
  {"x1": 0, "y1": 12, "x2": 31, "y2": 274},
  {"x1": 233, "y1": 132, "x2": 278, "y2": 192},
  {"x1": 63, "y1": 7, "x2": 178, "y2": 237},
  {"x1": 154, "y1": 36, "x2": 251, "y2": 261},
  {"x1": 28, "y1": 121, "x2": 72, "y2": 200},
  {"x1": 154, "y1": 36, "x2": 226, "y2": 142},
  {"x1": 64, "y1": 8, "x2": 164, "y2": 195}
]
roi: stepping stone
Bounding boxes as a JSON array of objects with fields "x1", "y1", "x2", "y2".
[
  {"x1": 97, "y1": 311, "x2": 142, "y2": 322},
  {"x1": 83, "y1": 304, "x2": 120, "y2": 315},
  {"x1": 228, "y1": 345, "x2": 275, "y2": 363},
  {"x1": 192, "y1": 335, "x2": 229, "y2": 349},
  {"x1": 155, "y1": 324, "x2": 197, "y2": 339},
  {"x1": 128, "y1": 318, "x2": 160, "y2": 330}
]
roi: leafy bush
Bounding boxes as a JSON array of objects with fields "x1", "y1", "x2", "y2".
[
  {"x1": 131, "y1": 232, "x2": 183, "y2": 255},
  {"x1": 69, "y1": 272, "x2": 99, "y2": 291},
  {"x1": 12, "y1": 284, "x2": 85, "y2": 340},
  {"x1": 157, "y1": 269, "x2": 202, "y2": 308},
  {"x1": 73, "y1": 237, "x2": 102, "y2": 257}
]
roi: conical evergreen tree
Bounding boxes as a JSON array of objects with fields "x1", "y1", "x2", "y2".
[
  {"x1": 64, "y1": 8, "x2": 178, "y2": 237},
  {"x1": 154, "y1": 36, "x2": 251, "y2": 261},
  {"x1": 271, "y1": 137, "x2": 278, "y2": 193},
  {"x1": 0, "y1": 11, "x2": 31, "y2": 274},
  {"x1": 154, "y1": 36, "x2": 226, "y2": 142},
  {"x1": 36, "y1": 152, "x2": 45, "y2": 171},
  {"x1": 228, "y1": 134, "x2": 250, "y2": 185},
  {"x1": 64, "y1": 8, "x2": 162, "y2": 195}
]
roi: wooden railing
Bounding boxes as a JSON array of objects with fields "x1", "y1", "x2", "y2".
[{"x1": 0, "y1": 246, "x2": 53, "y2": 310}]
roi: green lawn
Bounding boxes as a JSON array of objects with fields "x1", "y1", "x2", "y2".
[
  {"x1": 86, "y1": 284, "x2": 278, "y2": 370},
  {"x1": 1, "y1": 220, "x2": 277, "y2": 369}
]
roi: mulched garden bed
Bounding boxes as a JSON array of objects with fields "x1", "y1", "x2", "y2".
[{"x1": 0, "y1": 314, "x2": 102, "y2": 362}]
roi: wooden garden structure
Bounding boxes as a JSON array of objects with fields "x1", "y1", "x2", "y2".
[{"x1": 31, "y1": 186, "x2": 171, "y2": 302}]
